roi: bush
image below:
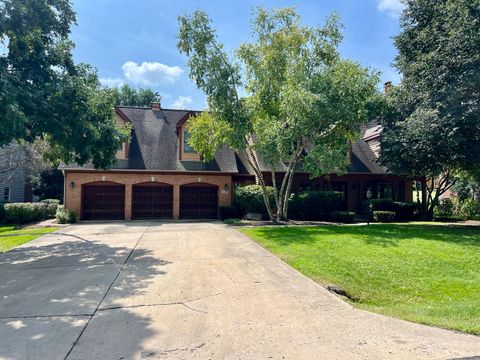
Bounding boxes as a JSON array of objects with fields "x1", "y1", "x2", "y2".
[
  {"x1": 393, "y1": 201, "x2": 416, "y2": 221},
  {"x1": 331, "y1": 211, "x2": 356, "y2": 223},
  {"x1": 219, "y1": 205, "x2": 241, "y2": 220},
  {"x1": 369, "y1": 199, "x2": 394, "y2": 211},
  {"x1": 459, "y1": 199, "x2": 480, "y2": 220},
  {"x1": 3, "y1": 200, "x2": 59, "y2": 224},
  {"x1": 434, "y1": 198, "x2": 454, "y2": 219},
  {"x1": 373, "y1": 211, "x2": 396, "y2": 223},
  {"x1": 288, "y1": 191, "x2": 345, "y2": 220},
  {"x1": 233, "y1": 185, "x2": 275, "y2": 216},
  {"x1": 56, "y1": 206, "x2": 78, "y2": 224},
  {"x1": 0, "y1": 202, "x2": 5, "y2": 222}
]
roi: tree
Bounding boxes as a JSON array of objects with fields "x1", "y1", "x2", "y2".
[
  {"x1": 110, "y1": 84, "x2": 161, "y2": 107},
  {"x1": 178, "y1": 7, "x2": 379, "y2": 220},
  {"x1": 0, "y1": 0, "x2": 129, "y2": 169},
  {"x1": 31, "y1": 168, "x2": 64, "y2": 201},
  {"x1": 379, "y1": 0, "x2": 480, "y2": 216}
]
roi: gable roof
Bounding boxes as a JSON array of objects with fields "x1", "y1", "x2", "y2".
[
  {"x1": 61, "y1": 107, "x2": 388, "y2": 175},
  {"x1": 60, "y1": 106, "x2": 238, "y2": 173}
]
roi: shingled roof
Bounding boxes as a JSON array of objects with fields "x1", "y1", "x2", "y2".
[{"x1": 61, "y1": 106, "x2": 387, "y2": 175}]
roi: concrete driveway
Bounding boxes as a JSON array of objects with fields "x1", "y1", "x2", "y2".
[{"x1": 0, "y1": 221, "x2": 479, "y2": 360}]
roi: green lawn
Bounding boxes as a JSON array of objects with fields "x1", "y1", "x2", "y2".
[
  {"x1": 240, "y1": 224, "x2": 480, "y2": 334},
  {"x1": 0, "y1": 225, "x2": 59, "y2": 253}
]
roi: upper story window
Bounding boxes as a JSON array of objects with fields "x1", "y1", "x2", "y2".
[
  {"x1": 183, "y1": 130, "x2": 196, "y2": 153},
  {"x1": 3, "y1": 187, "x2": 10, "y2": 202}
]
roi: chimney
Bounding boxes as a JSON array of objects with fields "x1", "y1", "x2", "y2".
[
  {"x1": 151, "y1": 102, "x2": 161, "y2": 110},
  {"x1": 383, "y1": 81, "x2": 393, "y2": 94}
]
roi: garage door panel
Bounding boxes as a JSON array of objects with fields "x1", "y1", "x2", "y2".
[
  {"x1": 82, "y1": 184, "x2": 125, "y2": 220},
  {"x1": 180, "y1": 185, "x2": 218, "y2": 219},
  {"x1": 132, "y1": 184, "x2": 173, "y2": 220}
]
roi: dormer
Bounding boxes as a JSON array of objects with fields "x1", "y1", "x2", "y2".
[{"x1": 176, "y1": 111, "x2": 201, "y2": 161}]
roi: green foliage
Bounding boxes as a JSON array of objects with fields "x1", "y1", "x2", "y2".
[
  {"x1": 110, "y1": 84, "x2": 161, "y2": 107},
  {"x1": 178, "y1": 7, "x2": 380, "y2": 220},
  {"x1": 392, "y1": 201, "x2": 416, "y2": 221},
  {"x1": 0, "y1": 202, "x2": 5, "y2": 222},
  {"x1": 233, "y1": 185, "x2": 275, "y2": 215},
  {"x1": 331, "y1": 211, "x2": 356, "y2": 223},
  {"x1": 379, "y1": 0, "x2": 480, "y2": 214},
  {"x1": 434, "y1": 198, "x2": 454, "y2": 219},
  {"x1": 218, "y1": 205, "x2": 241, "y2": 220},
  {"x1": 0, "y1": 0, "x2": 129, "y2": 169},
  {"x1": 288, "y1": 191, "x2": 344, "y2": 220},
  {"x1": 31, "y1": 168, "x2": 64, "y2": 201},
  {"x1": 55, "y1": 206, "x2": 78, "y2": 224},
  {"x1": 459, "y1": 199, "x2": 480, "y2": 220},
  {"x1": 373, "y1": 211, "x2": 396, "y2": 223},
  {"x1": 4, "y1": 200, "x2": 59, "y2": 224},
  {"x1": 368, "y1": 199, "x2": 394, "y2": 211}
]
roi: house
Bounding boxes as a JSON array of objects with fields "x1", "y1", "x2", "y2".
[
  {"x1": 0, "y1": 143, "x2": 35, "y2": 203},
  {"x1": 61, "y1": 103, "x2": 413, "y2": 220}
]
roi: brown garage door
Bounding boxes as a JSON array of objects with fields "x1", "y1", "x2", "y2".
[
  {"x1": 132, "y1": 183, "x2": 173, "y2": 220},
  {"x1": 82, "y1": 183, "x2": 125, "y2": 220},
  {"x1": 180, "y1": 183, "x2": 218, "y2": 219}
]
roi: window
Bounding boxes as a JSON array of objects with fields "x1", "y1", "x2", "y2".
[
  {"x1": 364, "y1": 181, "x2": 393, "y2": 199},
  {"x1": 183, "y1": 130, "x2": 196, "y2": 153},
  {"x1": 3, "y1": 187, "x2": 10, "y2": 202}
]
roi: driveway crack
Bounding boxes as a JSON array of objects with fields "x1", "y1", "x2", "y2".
[
  {"x1": 97, "y1": 292, "x2": 223, "y2": 314},
  {"x1": 63, "y1": 223, "x2": 151, "y2": 360}
]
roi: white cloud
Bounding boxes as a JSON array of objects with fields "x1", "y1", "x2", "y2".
[
  {"x1": 377, "y1": 0, "x2": 405, "y2": 17},
  {"x1": 122, "y1": 61, "x2": 183, "y2": 86},
  {"x1": 100, "y1": 77, "x2": 125, "y2": 88},
  {"x1": 170, "y1": 95, "x2": 193, "y2": 109}
]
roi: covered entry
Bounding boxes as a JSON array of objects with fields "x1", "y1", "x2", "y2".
[
  {"x1": 132, "y1": 182, "x2": 173, "y2": 219},
  {"x1": 180, "y1": 183, "x2": 218, "y2": 219},
  {"x1": 82, "y1": 182, "x2": 125, "y2": 220}
]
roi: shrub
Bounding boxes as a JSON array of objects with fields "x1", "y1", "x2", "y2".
[
  {"x1": 459, "y1": 199, "x2": 480, "y2": 220},
  {"x1": 369, "y1": 199, "x2": 394, "y2": 211},
  {"x1": 288, "y1": 191, "x2": 345, "y2": 220},
  {"x1": 0, "y1": 202, "x2": 5, "y2": 222},
  {"x1": 233, "y1": 185, "x2": 275, "y2": 216},
  {"x1": 219, "y1": 205, "x2": 240, "y2": 220},
  {"x1": 56, "y1": 206, "x2": 78, "y2": 224},
  {"x1": 40, "y1": 199, "x2": 60, "y2": 218},
  {"x1": 331, "y1": 211, "x2": 356, "y2": 223},
  {"x1": 393, "y1": 201, "x2": 416, "y2": 221},
  {"x1": 373, "y1": 211, "x2": 396, "y2": 223},
  {"x1": 4, "y1": 201, "x2": 59, "y2": 224},
  {"x1": 434, "y1": 198, "x2": 454, "y2": 219}
]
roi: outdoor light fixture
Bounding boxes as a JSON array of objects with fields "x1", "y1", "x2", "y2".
[
  {"x1": 224, "y1": 184, "x2": 229, "y2": 191},
  {"x1": 70, "y1": 181, "x2": 75, "y2": 189}
]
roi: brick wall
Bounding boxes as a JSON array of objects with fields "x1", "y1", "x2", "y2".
[{"x1": 64, "y1": 171, "x2": 232, "y2": 220}]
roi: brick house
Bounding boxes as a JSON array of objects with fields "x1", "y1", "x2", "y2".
[{"x1": 61, "y1": 103, "x2": 413, "y2": 220}]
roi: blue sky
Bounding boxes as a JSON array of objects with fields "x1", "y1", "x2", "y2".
[{"x1": 70, "y1": 0, "x2": 404, "y2": 110}]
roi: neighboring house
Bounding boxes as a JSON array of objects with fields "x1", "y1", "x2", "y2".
[
  {"x1": 61, "y1": 103, "x2": 413, "y2": 220},
  {"x1": 0, "y1": 144, "x2": 34, "y2": 203}
]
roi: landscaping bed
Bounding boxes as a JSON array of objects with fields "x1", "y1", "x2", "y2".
[{"x1": 240, "y1": 223, "x2": 480, "y2": 334}]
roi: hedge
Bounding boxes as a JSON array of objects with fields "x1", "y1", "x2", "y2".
[
  {"x1": 219, "y1": 205, "x2": 241, "y2": 220},
  {"x1": 56, "y1": 206, "x2": 78, "y2": 224},
  {"x1": 233, "y1": 185, "x2": 275, "y2": 217},
  {"x1": 331, "y1": 211, "x2": 356, "y2": 223},
  {"x1": 373, "y1": 210, "x2": 396, "y2": 222},
  {"x1": 4, "y1": 200, "x2": 59, "y2": 224},
  {"x1": 288, "y1": 191, "x2": 345, "y2": 220},
  {"x1": 366, "y1": 199, "x2": 415, "y2": 221}
]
